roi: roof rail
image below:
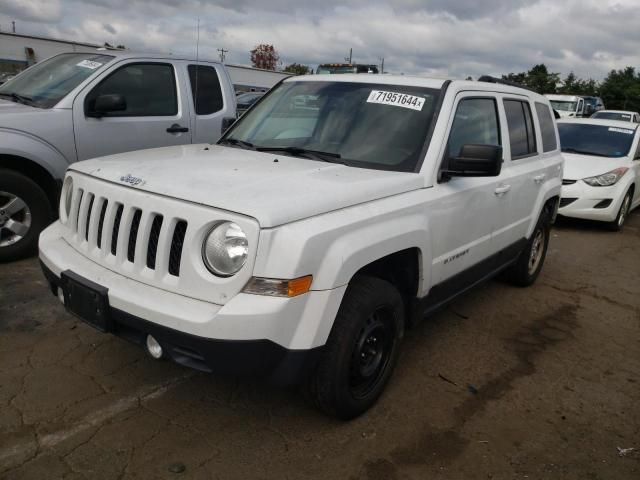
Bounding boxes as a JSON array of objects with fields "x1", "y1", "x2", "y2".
[{"x1": 477, "y1": 75, "x2": 535, "y2": 92}]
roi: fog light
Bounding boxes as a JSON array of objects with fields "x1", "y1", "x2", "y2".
[
  {"x1": 146, "y1": 335, "x2": 163, "y2": 359},
  {"x1": 57, "y1": 287, "x2": 65, "y2": 305}
]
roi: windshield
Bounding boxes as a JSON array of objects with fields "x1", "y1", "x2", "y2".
[
  {"x1": 592, "y1": 112, "x2": 633, "y2": 122},
  {"x1": 558, "y1": 123, "x2": 636, "y2": 157},
  {"x1": 316, "y1": 66, "x2": 357, "y2": 74},
  {"x1": 550, "y1": 100, "x2": 578, "y2": 112},
  {"x1": 221, "y1": 81, "x2": 441, "y2": 172},
  {"x1": 0, "y1": 53, "x2": 113, "y2": 108}
]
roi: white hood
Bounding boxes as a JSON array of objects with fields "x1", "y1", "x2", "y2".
[
  {"x1": 70, "y1": 144, "x2": 424, "y2": 227},
  {"x1": 562, "y1": 152, "x2": 627, "y2": 180}
]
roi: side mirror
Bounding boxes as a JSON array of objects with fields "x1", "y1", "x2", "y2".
[
  {"x1": 88, "y1": 94, "x2": 126, "y2": 117},
  {"x1": 443, "y1": 144, "x2": 503, "y2": 177}
]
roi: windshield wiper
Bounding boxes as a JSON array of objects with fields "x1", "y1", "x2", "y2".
[
  {"x1": 218, "y1": 138, "x2": 256, "y2": 150},
  {"x1": 0, "y1": 92, "x2": 34, "y2": 105},
  {"x1": 255, "y1": 146, "x2": 345, "y2": 164},
  {"x1": 561, "y1": 147, "x2": 612, "y2": 157}
]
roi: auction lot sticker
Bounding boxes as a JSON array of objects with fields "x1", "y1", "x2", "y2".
[
  {"x1": 367, "y1": 90, "x2": 425, "y2": 111},
  {"x1": 77, "y1": 60, "x2": 103, "y2": 70}
]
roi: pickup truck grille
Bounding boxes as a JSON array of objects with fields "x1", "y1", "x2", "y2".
[{"x1": 70, "y1": 190, "x2": 188, "y2": 278}]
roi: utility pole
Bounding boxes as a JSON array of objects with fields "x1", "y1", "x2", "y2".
[
  {"x1": 379, "y1": 57, "x2": 384, "y2": 74},
  {"x1": 217, "y1": 48, "x2": 228, "y2": 63},
  {"x1": 344, "y1": 48, "x2": 352, "y2": 64},
  {"x1": 12, "y1": 21, "x2": 16, "y2": 33}
]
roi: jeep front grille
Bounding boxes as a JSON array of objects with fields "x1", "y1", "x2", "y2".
[{"x1": 70, "y1": 189, "x2": 188, "y2": 277}]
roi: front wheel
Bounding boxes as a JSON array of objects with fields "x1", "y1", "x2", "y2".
[
  {"x1": 307, "y1": 276, "x2": 404, "y2": 420},
  {"x1": 607, "y1": 190, "x2": 632, "y2": 232},
  {"x1": 0, "y1": 169, "x2": 53, "y2": 262},
  {"x1": 505, "y1": 207, "x2": 551, "y2": 287}
]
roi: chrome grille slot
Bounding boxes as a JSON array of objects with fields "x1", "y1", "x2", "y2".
[
  {"x1": 84, "y1": 194, "x2": 95, "y2": 242},
  {"x1": 111, "y1": 204, "x2": 124, "y2": 256},
  {"x1": 73, "y1": 189, "x2": 84, "y2": 233},
  {"x1": 127, "y1": 209, "x2": 142, "y2": 263},
  {"x1": 169, "y1": 220, "x2": 187, "y2": 276},
  {"x1": 146, "y1": 215, "x2": 163, "y2": 269}
]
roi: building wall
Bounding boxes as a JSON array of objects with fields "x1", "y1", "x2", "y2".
[
  {"x1": 226, "y1": 64, "x2": 291, "y2": 93},
  {"x1": 0, "y1": 33, "x2": 101, "y2": 74}
]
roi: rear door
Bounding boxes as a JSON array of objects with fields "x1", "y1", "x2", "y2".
[
  {"x1": 73, "y1": 60, "x2": 192, "y2": 161},
  {"x1": 184, "y1": 61, "x2": 237, "y2": 144},
  {"x1": 490, "y1": 96, "x2": 545, "y2": 252}
]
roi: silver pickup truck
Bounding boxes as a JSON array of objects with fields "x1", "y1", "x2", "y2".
[{"x1": 0, "y1": 51, "x2": 237, "y2": 261}]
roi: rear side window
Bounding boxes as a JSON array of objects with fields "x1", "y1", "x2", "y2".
[
  {"x1": 447, "y1": 98, "x2": 501, "y2": 158},
  {"x1": 535, "y1": 102, "x2": 558, "y2": 152},
  {"x1": 188, "y1": 65, "x2": 224, "y2": 115},
  {"x1": 504, "y1": 100, "x2": 537, "y2": 159},
  {"x1": 86, "y1": 63, "x2": 177, "y2": 116}
]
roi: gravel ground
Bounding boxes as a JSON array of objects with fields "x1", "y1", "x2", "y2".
[{"x1": 1, "y1": 212, "x2": 639, "y2": 480}]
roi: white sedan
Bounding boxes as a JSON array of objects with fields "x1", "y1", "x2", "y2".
[
  {"x1": 557, "y1": 118, "x2": 640, "y2": 230},
  {"x1": 591, "y1": 110, "x2": 640, "y2": 123}
]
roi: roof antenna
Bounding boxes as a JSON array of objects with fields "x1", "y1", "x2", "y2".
[{"x1": 193, "y1": 17, "x2": 200, "y2": 142}]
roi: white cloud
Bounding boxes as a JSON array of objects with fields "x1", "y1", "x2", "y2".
[{"x1": 1, "y1": 0, "x2": 639, "y2": 80}]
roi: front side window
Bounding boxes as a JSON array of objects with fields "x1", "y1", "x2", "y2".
[
  {"x1": 504, "y1": 99, "x2": 537, "y2": 159},
  {"x1": 188, "y1": 65, "x2": 223, "y2": 115},
  {"x1": 222, "y1": 81, "x2": 441, "y2": 172},
  {"x1": 447, "y1": 98, "x2": 500, "y2": 159},
  {"x1": 558, "y1": 123, "x2": 636, "y2": 158},
  {"x1": 0, "y1": 53, "x2": 113, "y2": 109},
  {"x1": 535, "y1": 102, "x2": 557, "y2": 152},
  {"x1": 86, "y1": 63, "x2": 177, "y2": 117}
]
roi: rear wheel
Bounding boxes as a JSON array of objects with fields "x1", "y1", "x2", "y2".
[
  {"x1": 505, "y1": 206, "x2": 551, "y2": 287},
  {"x1": 607, "y1": 190, "x2": 632, "y2": 232},
  {"x1": 0, "y1": 169, "x2": 53, "y2": 262},
  {"x1": 307, "y1": 276, "x2": 404, "y2": 420}
]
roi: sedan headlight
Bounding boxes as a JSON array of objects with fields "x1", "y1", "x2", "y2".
[
  {"x1": 582, "y1": 167, "x2": 628, "y2": 187},
  {"x1": 60, "y1": 176, "x2": 73, "y2": 221},
  {"x1": 202, "y1": 222, "x2": 248, "y2": 276}
]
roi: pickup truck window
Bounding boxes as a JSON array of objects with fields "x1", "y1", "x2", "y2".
[
  {"x1": 447, "y1": 98, "x2": 501, "y2": 158},
  {"x1": 504, "y1": 100, "x2": 537, "y2": 159},
  {"x1": 0, "y1": 53, "x2": 113, "y2": 109},
  {"x1": 188, "y1": 65, "x2": 224, "y2": 115},
  {"x1": 223, "y1": 81, "x2": 440, "y2": 172},
  {"x1": 86, "y1": 63, "x2": 178, "y2": 117}
]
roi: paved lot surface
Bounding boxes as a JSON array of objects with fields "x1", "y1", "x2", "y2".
[{"x1": 1, "y1": 212, "x2": 639, "y2": 480}]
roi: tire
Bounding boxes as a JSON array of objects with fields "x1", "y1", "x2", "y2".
[
  {"x1": 307, "y1": 275, "x2": 404, "y2": 420},
  {"x1": 0, "y1": 169, "x2": 53, "y2": 262},
  {"x1": 607, "y1": 190, "x2": 632, "y2": 232},
  {"x1": 505, "y1": 206, "x2": 551, "y2": 287}
]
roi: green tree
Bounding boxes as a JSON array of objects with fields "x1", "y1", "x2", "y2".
[
  {"x1": 600, "y1": 67, "x2": 640, "y2": 110},
  {"x1": 283, "y1": 63, "x2": 311, "y2": 75},
  {"x1": 525, "y1": 64, "x2": 560, "y2": 94}
]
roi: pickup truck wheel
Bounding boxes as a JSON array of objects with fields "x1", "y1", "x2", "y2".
[
  {"x1": 307, "y1": 275, "x2": 404, "y2": 420},
  {"x1": 0, "y1": 169, "x2": 53, "y2": 262},
  {"x1": 607, "y1": 190, "x2": 632, "y2": 232},
  {"x1": 505, "y1": 208, "x2": 551, "y2": 287}
]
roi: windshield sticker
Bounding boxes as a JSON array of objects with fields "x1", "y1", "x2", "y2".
[
  {"x1": 608, "y1": 127, "x2": 634, "y2": 135},
  {"x1": 367, "y1": 90, "x2": 425, "y2": 111},
  {"x1": 76, "y1": 60, "x2": 103, "y2": 70}
]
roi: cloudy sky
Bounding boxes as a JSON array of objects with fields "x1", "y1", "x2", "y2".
[{"x1": 1, "y1": 0, "x2": 640, "y2": 80}]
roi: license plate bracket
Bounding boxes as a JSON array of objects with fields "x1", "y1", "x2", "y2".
[{"x1": 60, "y1": 270, "x2": 111, "y2": 332}]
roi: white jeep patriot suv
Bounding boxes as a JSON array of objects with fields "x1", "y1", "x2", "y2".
[{"x1": 39, "y1": 75, "x2": 563, "y2": 419}]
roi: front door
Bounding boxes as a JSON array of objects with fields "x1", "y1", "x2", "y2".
[
  {"x1": 428, "y1": 94, "x2": 504, "y2": 286},
  {"x1": 72, "y1": 60, "x2": 192, "y2": 161}
]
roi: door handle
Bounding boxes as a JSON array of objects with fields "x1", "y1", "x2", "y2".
[
  {"x1": 166, "y1": 123, "x2": 189, "y2": 133},
  {"x1": 534, "y1": 174, "x2": 546, "y2": 184},
  {"x1": 494, "y1": 185, "x2": 511, "y2": 196}
]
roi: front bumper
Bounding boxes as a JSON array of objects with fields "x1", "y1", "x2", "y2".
[
  {"x1": 39, "y1": 222, "x2": 347, "y2": 384},
  {"x1": 558, "y1": 181, "x2": 625, "y2": 222}
]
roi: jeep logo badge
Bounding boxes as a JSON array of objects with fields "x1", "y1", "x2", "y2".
[{"x1": 119, "y1": 174, "x2": 144, "y2": 186}]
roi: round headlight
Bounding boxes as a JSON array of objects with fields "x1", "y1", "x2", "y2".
[
  {"x1": 60, "y1": 176, "x2": 73, "y2": 220},
  {"x1": 202, "y1": 222, "x2": 248, "y2": 276}
]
